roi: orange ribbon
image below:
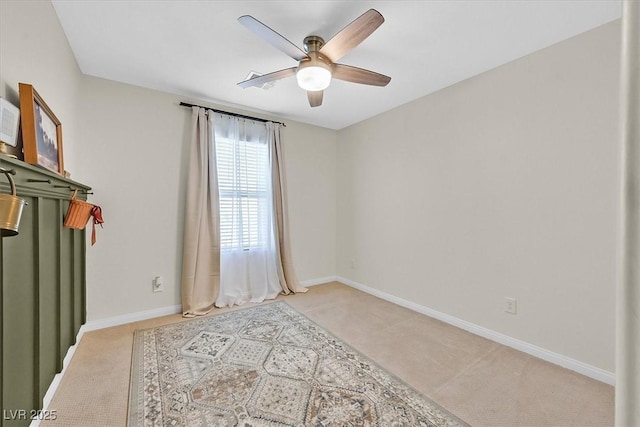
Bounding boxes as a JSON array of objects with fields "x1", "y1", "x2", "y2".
[{"x1": 90, "y1": 205, "x2": 104, "y2": 246}]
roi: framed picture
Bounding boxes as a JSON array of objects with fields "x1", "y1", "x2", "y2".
[{"x1": 18, "y1": 83, "x2": 64, "y2": 175}]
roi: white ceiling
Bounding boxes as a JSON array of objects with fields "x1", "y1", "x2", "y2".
[{"x1": 51, "y1": 1, "x2": 621, "y2": 130}]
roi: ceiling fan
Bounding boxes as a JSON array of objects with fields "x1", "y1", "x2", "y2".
[{"x1": 237, "y1": 9, "x2": 391, "y2": 107}]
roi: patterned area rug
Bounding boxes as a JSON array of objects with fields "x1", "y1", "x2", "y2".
[{"x1": 128, "y1": 301, "x2": 468, "y2": 426}]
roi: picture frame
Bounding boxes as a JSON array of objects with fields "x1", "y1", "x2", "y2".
[{"x1": 18, "y1": 83, "x2": 64, "y2": 175}]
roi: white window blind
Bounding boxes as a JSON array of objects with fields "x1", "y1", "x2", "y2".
[{"x1": 216, "y1": 136, "x2": 270, "y2": 250}]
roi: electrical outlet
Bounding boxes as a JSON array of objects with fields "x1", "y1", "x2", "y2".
[
  {"x1": 153, "y1": 276, "x2": 164, "y2": 293},
  {"x1": 505, "y1": 297, "x2": 517, "y2": 315}
]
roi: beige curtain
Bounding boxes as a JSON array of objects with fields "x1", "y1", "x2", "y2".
[
  {"x1": 181, "y1": 107, "x2": 220, "y2": 317},
  {"x1": 617, "y1": 1, "x2": 640, "y2": 425},
  {"x1": 268, "y1": 122, "x2": 307, "y2": 294}
]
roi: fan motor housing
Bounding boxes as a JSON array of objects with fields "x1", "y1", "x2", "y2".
[
  {"x1": 303, "y1": 35, "x2": 325, "y2": 53},
  {"x1": 299, "y1": 36, "x2": 333, "y2": 73}
]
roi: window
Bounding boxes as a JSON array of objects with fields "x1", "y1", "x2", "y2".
[{"x1": 216, "y1": 135, "x2": 271, "y2": 250}]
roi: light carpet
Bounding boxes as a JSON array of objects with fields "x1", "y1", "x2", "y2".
[{"x1": 128, "y1": 301, "x2": 468, "y2": 426}]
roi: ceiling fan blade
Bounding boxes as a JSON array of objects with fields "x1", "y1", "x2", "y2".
[
  {"x1": 307, "y1": 90, "x2": 323, "y2": 107},
  {"x1": 319, "y1": 9, "x2": 384, "y2": 63},
  {"x1": 238, "y1": 15, "x2": 308, "y2": 61},
  {"x1": 237, "y1": 67, "x2": 297, "y2": 89},
  {"x1": 332, "y1": 64, "x2": 391, "y2": 86}
]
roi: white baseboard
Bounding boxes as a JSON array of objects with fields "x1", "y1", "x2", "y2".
[
  {"x1": 336, "y1": 276, "x2": 615, "y2": 386},
  {"x1": 300, "y1": 276, "x2": 338, "y2": 287},
  {"x1": 83, "y1": 304, "x2": 182, "y2": 332}
]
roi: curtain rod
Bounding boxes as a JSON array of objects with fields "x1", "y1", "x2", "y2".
[{"x1": 179, "y1": 102, "x2": 286, "y2": 127}]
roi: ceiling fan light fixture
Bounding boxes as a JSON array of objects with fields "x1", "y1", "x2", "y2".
[
  {"x1": 296, "y1": 61, "x2": 332, "y2": 91},
  {"x1": 238, "y1": 10, "x2": 389, "y2": 107}
]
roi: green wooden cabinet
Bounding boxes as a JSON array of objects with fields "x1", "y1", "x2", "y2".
[{"x1": 0, "y1": 155, "x2": 90, "y2": 427}]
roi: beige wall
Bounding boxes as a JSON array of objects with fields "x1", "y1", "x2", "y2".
[
  {"x1": 337, "y1": 21, "x2": 621, "y2": 372},
  {"x1": 0, "y1": 0, "x2": 83, "y2": 171},
  {"x1": 278, "y1": 118, "x2": 337, "y2": 283},
  {"x1": 75, "y1": 77, "x2": 190, "y2": 319}
]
